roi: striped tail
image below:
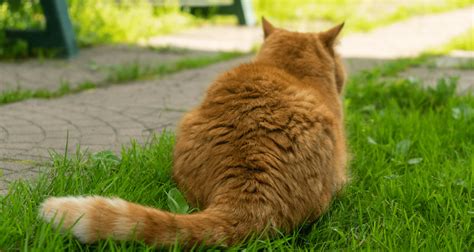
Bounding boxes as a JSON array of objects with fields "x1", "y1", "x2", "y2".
[{"x1": 39, "y1": 196, "x2": 234, "y2": 246}]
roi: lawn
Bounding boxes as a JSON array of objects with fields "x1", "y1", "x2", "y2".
[{"x1": 1, "y1": 60, "x2": 472, "y2": 250}]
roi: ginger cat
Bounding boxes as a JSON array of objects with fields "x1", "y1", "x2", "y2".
[{"x1": 40, "y1": 18, "x2": 348, "y2": 247}]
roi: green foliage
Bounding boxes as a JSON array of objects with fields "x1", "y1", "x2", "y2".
[
  {"x1": 0, "y1": 32, "x2": 28, "y2": 58},
  {"x1": 166, "y1": 188, "x2": 190, "y2": 214},
  {"x1": 67, "y1": 0, "x2": 198, "y2": 46},
  {"x1": 0, "y1": 60, "x2": 472, "y2": 250},
  {"x1": 0, "y1": 0, "x2": 45, "y2": 58},
  {"x1": 0, "y1": 0, "x2": 44, "y2": 29},
  {"x1": 0, "y1": 0, "x2": 199, "y2": 58}
]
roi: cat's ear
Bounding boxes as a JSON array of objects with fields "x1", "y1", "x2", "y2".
[
  {"x1": 262, "y1": 17, "x2": 275, "y2": 39},
  {"x1": 320, "y1": 22, "x2": 344, "y2": 47}
]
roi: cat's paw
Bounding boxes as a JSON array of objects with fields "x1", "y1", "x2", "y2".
[{"x1": 333, "y1": 175, "x2": 350, "y2": 196}]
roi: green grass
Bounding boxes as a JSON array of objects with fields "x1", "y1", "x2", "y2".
[
  {"x1": 0, "y1": 51, "x2": 245, "y2": 105},
  {"x1": 1, "y1": 60, "x2": 472, "y2": 250},
  {"x1": 254, "y1": 0, "x2": 473, "y2": 32},
  {"x1": 441, "y1": 28, "x2": 474, "y2": 52},
  {"x1": 0, "y1": 81, "x2": 94, "y2": 104},
  {"x1": 423, "y1": 27, "x2": 473, "y2": 66},
  {"x1": 106, "y1": 51, "x2": 244, "y2": 83},
  {"x1": 364, "y1": 55, "x2": 430, "y2": 77},
  {"x1": 454, "y1": 59, "x2": 474, "y2": 70},
  {"x1": 67, "y1": 0, "x2": 198, "y2": 46}
]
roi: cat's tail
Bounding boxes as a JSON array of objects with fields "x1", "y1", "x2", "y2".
[{"x1": 39, "y1": 196, "x2": 237, "y2": 246}]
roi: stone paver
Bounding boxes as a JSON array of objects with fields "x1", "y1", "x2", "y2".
[
  {"x1": 396, "y1": 51, "x2": 474, "y2": 94},
  {"x1": 0, "y1": 45, "x2": 220, "y2": 92},
  {"x1": 1, "y1": 7, "x2": 474, "y2": 193},
  {"x1": 146, "y1": 25, "x2": 262, "y2": 52},
  {"x1": 0, "y1": 56, "x2": 249, "y2": 192},
  {"x1": 0, "y1": 55, "x2": 249, "y2": 159}
]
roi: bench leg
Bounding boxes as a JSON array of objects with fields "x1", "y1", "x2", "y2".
[
  {"x1": 41, "y1": 0, "x2": 78, "y2": 57},
  {"x1": 186, "y1": 0, "x2": 256, "y2": 26},
  {"x1": 231, "y1": 0, "x2": 256, "y2": 26},
  {"x1": 5, "y1": 0, "x2": 78, "y2": 58}
]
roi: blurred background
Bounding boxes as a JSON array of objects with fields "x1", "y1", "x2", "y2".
[{"x1": 0, "y1": 0, "x2": 472, "y2": 58}]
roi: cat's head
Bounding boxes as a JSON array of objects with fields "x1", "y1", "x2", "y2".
[{"x1": 256, "y1": 18, "x2": 346, "y2": 94}]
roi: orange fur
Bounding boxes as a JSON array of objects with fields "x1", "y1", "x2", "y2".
[{"x1": 39, "y1": 18, "x2": 348, "y2": 247}]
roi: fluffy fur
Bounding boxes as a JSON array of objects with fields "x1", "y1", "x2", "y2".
[{"x1": 39, "y1": 18, "x2": 348, "y2": 247}]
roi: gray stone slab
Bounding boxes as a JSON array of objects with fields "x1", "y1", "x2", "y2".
[
  {"x1": 400, "y1": 67, "x2": 474, "y2": 94},
  {"x1": 0, "y1": 45, "x2": 221, "y2": 92}
]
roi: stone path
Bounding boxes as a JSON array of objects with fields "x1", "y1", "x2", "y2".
[
  {"x1": 1, "y1": 5, "x2": 472, "y2": 92},
  {"x1": 400, "y1": 51, "x2": 474, "y2": 94},
  {"x1": 338, "y1": 6, "x2": 474, "y2": 58},
  {"x1": 0, "y1": 45, "x2": 220, "y2": 92},
  {"x1": 146, "y1": 25, "x2": 262, "y2": 52},
  {"x1": 0, "y1": 56, "x2": 249, "y2": 194},
  {"x1": 1, "y1": 6, "x2": 473, "y2": 194}
]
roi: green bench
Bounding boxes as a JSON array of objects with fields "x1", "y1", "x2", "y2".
[
  {"x1": 1, "y1": 0, "x2": 255, "y2": 58},
  {"x1": 1, "y1": 0, "x2": 78, "y2": 58},
  {"x1": 181, "y1": 0, "x2": 256, "y2": 26}
]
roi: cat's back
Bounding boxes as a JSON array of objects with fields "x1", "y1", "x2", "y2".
[
  {"x1": 177, "y1": 62, "x2": 337, "y2": 158},
  {"x1": 202, "y1": 63, "x2": 325, "y2": 118},
  {"x1": 174, "y1": 63, "x2": 338, "y2": 209},
  {"x1": 199, "y1": 63, "x2": 337, "y2": 130}
]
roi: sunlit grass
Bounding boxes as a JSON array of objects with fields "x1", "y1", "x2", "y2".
[
  {"x1": 426, "y1": 27, "x2": 474, "y2": 56},
  {"x1": 442, "y1": 28, "x2": 474, "y2": 52},
  {"x1": 1, "y1": 59, "x2": 472, "y2": 250},
  {"x1": 68, "y1": 0, "x2": 199, "y2": 46}
]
